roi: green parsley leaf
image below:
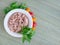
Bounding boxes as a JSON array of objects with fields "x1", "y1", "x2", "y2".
[
  {"x1": 4, "y1": 2, "x2": 27, "y2": 14},
  {"x1": 21, "y1": 26, "x2": 35, "y2": 43}
]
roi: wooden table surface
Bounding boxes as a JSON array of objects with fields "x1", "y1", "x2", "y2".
[{"x1": 0, "y1": 0, "x2": 60, "y2": 45}]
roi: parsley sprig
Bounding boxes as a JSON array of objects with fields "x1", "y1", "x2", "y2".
[
  {"x1": 4, "y1": 2, "x2": 27, "y2": 14},
  {"x1": 21, "y1": 26, "x2": 35, "y2": 43}
]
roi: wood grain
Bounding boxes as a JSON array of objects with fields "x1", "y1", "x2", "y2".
[{"x1": 0, "y1": 0, "x2": 60, "y2": 45}]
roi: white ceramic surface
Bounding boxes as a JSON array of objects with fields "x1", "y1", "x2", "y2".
[{"x1": 4, "y1": 9, "x2": 33, "y2": 37}]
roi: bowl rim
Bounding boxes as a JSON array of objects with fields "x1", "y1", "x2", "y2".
[{"x1": 4, "y1": 9, "x2": 33, "y2": 37}]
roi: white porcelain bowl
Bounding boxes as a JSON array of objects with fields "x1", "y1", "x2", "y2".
[{"x1": 4, "y1": 9, "x2": 33, "y2": 37}]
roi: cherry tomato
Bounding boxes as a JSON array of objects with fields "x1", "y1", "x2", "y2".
[
  {"x1": 26, "y1": 8, "x2": 30, "y2": 12},
  {"x1": 32, "y1": 17, "x2": 36, "y2": 22},
  {"x1": 33, "y1": 22, "x2": 37, "y2": 27},
  {"x1": 32, "y1": 27, "x2": 36, "y2": 30},
  {"x1": 29, "y1": 12, "x2": 34, "y2": 17}
]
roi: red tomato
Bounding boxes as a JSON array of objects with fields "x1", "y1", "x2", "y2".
[
  {"x1": 29, "y1": 12, "x2": 34, "y2": 17},
  {"x1": 33, "y1": 22, "x2": 37, "y2": 27}
]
